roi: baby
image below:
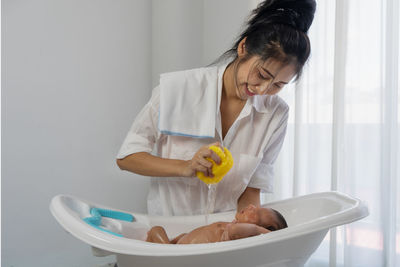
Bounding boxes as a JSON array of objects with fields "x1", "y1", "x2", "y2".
[{"x1": 146, "y1": 204, "x2": 288, "y2": 244}]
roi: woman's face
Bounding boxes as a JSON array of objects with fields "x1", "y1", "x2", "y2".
[{"x1": 233, "y1": 56, "x2": 297, "y2": 101}]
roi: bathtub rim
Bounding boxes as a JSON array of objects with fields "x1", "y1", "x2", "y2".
[{"x1": 50, "y1": 191, "x2": 369, "y2": 256}]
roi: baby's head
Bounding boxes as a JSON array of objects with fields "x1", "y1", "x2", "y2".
[{"x1": 235, "y1": 204, "x2": 288, "y2": 231}]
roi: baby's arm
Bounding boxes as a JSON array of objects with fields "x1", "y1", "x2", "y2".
[{"x1": 221, "y1": 223, "x2": 270, "y2": 241}]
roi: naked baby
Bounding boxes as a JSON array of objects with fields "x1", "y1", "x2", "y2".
[{"x1": 146, "y1": 204, "x2": 288, "y2": 244}]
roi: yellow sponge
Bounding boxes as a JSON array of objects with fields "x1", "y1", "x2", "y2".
[{"x1": 196, "y1": 145, "x2": 234, "y2": 185}]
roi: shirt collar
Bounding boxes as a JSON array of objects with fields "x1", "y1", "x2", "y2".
[{"x1": 250, "y1": 95, "x2": 271, "y2": 114}]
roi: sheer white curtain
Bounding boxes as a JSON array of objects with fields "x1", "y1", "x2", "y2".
[{"x1": 263, "y1": 0, "x2": 400, "y2": 266}]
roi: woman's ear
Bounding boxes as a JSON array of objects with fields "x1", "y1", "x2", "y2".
[{"x1": 237, "y1": 37, "x2": 247, "y2": 57}]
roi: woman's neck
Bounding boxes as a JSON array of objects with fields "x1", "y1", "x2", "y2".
[{"x1": 222, "y1": 61, "x2": 241, "y2": 101}]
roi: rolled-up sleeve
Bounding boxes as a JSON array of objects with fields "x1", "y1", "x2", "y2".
[
  {"x1": 247, "y1": 106, "x2": 289, "y2": 193},
  {"x1": 116, "y1": 86, "x2": 160, "y2": 159}
]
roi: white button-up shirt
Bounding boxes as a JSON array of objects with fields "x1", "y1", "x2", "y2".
[{"x1": 117, "y1": 64, "x2": 289, "y2": 216}]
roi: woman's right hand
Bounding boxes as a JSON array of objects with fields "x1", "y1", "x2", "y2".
[{"x1": 181, "y1": 142, "x2": 222, "y2": 177}]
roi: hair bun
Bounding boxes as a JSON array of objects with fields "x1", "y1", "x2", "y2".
[{"x1": 250, "y1": 0, "x2": 316, "y2": 33}]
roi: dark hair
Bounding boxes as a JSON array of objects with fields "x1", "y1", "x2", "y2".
[
  {"x1": 271, "y1": 208, "x2": 288, "y2": 230},
  {"x1": 213, "y1": 0, "x2": 316, "y2": 81},
  {"x1": 257, "y1": 208, "x2": 288, "y2": 231}
]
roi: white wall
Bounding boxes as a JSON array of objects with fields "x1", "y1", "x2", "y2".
[
  {"x1": 2, "y1": 0, "x2": 255, "y2": 266},
  {"x1": 2, "y1": 0, "x2": 151, "y2": 266},
  {"x1": 202, "y1": 0, "x2": 254, "y2": 66},
  {"x1": 152, "y1": 0, "x2": 254, "y2": 86},
  {"x1": 152, "y1": 0, "x2": 204, "y2": 87}
]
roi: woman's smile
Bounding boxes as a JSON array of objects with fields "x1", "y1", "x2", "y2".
[{"x1": 244, "y1": 83, "x2": 256, "y2": 96}]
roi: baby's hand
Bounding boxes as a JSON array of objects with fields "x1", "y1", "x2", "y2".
[{"x1": 256, "y1": 226, "x2": 271, "y2": 235}]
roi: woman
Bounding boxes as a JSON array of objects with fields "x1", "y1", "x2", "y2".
[{"x1": 117, "y1": 0, "x2": 316, "y2": 216}]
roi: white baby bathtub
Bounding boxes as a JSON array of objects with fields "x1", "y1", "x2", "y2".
[{"x1": 50, "y1": 191, "x2": 368, "y2": 267}]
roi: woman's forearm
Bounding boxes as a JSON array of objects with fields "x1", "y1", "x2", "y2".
[{"x1": 116, "y1": 152, "x2": 189, "y2": 177}]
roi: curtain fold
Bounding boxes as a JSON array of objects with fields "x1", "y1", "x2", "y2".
[
  {"x1": 330, "y1": 0, "x2": 349, "y2": 264},
  {"x1": 381, "y1": 0, "x2": 400, "y2": 266},
  {"x1": 381, "y1": 0, "x2": 399, "y2": 266}
]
